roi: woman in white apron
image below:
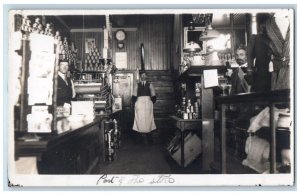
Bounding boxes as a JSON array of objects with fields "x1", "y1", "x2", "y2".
[{"x1": 132, "y1": 71, "x2": 157, "y2": 144}]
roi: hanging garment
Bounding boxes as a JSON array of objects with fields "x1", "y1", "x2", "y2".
[
  {"x1": 265, "y1": 16, "x2": 290, "y2": 90},
  {"x1": 247, "y1": 34, "x2": 272, "y2": 92},
  {"x1": 133, "y1": 96, "x2": 156, "y2": 133}
]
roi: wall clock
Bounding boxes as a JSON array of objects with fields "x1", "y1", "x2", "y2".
[{"x1": 115, "y1": 29, "x2": 126, "y2": 41}]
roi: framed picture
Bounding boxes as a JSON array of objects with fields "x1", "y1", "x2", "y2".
[{"x1": 85, "y1": 38, "x2": 95, "y2": 54}]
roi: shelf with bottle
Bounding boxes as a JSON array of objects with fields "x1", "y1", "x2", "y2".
[{"x1": 175, "y1": 97, "x2": 201, "y2": 120}]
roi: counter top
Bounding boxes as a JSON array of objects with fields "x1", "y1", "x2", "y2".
[
  {"x1": 15, "y1": 118, "x2": 102, "y2": 158},
  {"x1": 215, "y1": 89, "x2": 290, "y2": 104},
  {"x1": 170, "y1": 115, "x2": 202, "y2": 122}
]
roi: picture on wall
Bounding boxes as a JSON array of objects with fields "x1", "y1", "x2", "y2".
[{"x1": 85, "y1": 38, "x2": 96, "y2": 53}]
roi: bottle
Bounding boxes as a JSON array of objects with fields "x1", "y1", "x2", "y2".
[
  {"x1": 104, "y1": 128, "x2": 109, "y2": 161},
  {"x1": 113, "y1": 119, "x2": 120, "y2": 149},
  {"x1": 107, "y1": 130, "x2": 112, "y2": 161},
  {"x1": 110, "y1": 129, "x2": 115, "y2": 149}
]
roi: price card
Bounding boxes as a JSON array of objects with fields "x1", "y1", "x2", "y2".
[
  {"x1": 115, "y1": 52, "x2": 127, "y2": 69},
  {"x1": 203, "y1": 69, "x2": 219, "y2": 88}
]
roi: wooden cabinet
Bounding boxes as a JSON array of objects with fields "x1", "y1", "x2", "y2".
[
  {"x1": 15, "y1": 118, "x2": 109, "y2": 174},
  {"x1": 215, "y1": 89, "x2": 290, "y2": 173}
]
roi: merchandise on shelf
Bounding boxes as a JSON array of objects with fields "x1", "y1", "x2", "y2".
[
  {"x1": 104, "y1": 119, "x2": 121, "y2": 162},
  {"x1": 82, "y1": 43, "x2": 115, "y2": 73},
  {"x1": 57, "y1": 36, "x2": 78, "y2": 70},
  {"x1": 176, "y1": 97, "x2": 200, "y2": 120}
]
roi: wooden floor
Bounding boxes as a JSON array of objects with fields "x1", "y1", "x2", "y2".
[{"x1": 92, "y1": 129, "x2": 257, "y2": 175}]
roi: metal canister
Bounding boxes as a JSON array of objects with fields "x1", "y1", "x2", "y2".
[
  {"x1": 104, "y1": 121, "x2": 111, "y2": 131},
  {"x1": 188, "y1": 112, "x2": 193, "y2": 119},
  {"x1": 193, "y1": 112, "x2": 198, "y2": 119},
  {"x1": 190, "y1": 105, "x2": 194, "y2": 113},
  {"x1": 183, "y1": 113, "x2": 188, "y2": 119}
]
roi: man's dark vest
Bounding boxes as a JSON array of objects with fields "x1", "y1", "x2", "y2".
[
  {"x1": 137, "y1": 81, "x2": 151, "y2": 97},
  {"x1": 57, "y1": 75, "x2": 73, "y2": 106}
]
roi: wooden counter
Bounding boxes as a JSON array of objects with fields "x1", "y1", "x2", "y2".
[{"x1": 15, "y1": 117, "x2": 108, "y2": 174}]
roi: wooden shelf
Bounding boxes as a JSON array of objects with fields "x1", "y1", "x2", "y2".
[
  {"x1": 170, "y1": 115, "x2": 202, "y2": 122},
  {"x1": 177, "y1": 66, "x2": 226, "y2": 81},
  {"x1": 74, "y1": 80, "x2": 103, "y2": 83},
  {"x1": 76, "y1": 70, "x2": 107, "y2": 74},
  {"x1": 215, "y1": 89, "x2": 290, "y2": 104}
]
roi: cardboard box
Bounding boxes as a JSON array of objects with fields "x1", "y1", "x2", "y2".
[{"x1": 168, "y1": 132, "x2": 202, "y2": 167}]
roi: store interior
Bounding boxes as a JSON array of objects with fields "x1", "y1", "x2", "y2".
[{"x1": 11, "y1": 10, "x2": 292, "y2": 176}]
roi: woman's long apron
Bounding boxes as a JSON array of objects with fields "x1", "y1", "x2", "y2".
[{"x1": 133, "y1": 96, "x2": 156, "y2": 133}]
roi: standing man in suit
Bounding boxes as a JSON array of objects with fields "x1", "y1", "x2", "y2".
[{"x1": 56, "y1": 60, "x2": 76, "y2": 107}]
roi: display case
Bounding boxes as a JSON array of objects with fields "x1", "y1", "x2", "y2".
[{"x1": 215, "y1": 89, "x2": 291, "y2": 174}]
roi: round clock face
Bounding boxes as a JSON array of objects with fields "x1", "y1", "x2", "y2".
[{"x1": 115, "y1": 30, "x2": 126, "y2": 41}]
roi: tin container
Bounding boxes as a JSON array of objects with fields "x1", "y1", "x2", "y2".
[
  {"x1": 183, "y1": 113, "x2": 188, "y2": 120},
  {"x1": 188, "y1": 113, "x2": 193, "y2": 119}
]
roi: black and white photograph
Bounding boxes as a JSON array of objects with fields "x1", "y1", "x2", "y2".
[{"x1": 5, "y1": 5, "x2": 295, "y2": 188}]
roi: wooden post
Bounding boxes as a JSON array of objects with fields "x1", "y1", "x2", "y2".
[
  {"x1": 270, "y1": 103, "x2": 276, "y2": 173},
  {"x1": 19, "y1": 39, "x2": 30, "y2": 132},
  {"x1": 201, "y1": 75, "x2": 214, "y2": 170},
  {"x1": 221, "y1": 104, "x2": 226, "y2": 174}
]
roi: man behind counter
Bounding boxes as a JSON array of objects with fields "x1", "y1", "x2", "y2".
[
  {"x1": 57, "y1": 60, "x2": 76, "y2": 107},
  {"x1": 229, "y1": 45, "x2": 251, "y2": 95}
]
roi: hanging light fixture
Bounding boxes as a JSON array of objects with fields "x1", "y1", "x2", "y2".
[
  {"x1": 183, "y1": 41, "x2": 201, "y2": 55},
  {"x1": 199, "y1": 13, "x2": 220, "y2": 41}
]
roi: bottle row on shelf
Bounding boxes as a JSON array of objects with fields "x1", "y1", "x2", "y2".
[{"x1": 176, "y1": 97, "x2": 200, "y2": 120}]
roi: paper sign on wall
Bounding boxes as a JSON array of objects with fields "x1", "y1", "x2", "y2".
[
  {"x1": 115, "y1": 52, "x2": 127, "y2": 69},
  {"x1": 85, "y1": 38, "x2": 96, "y2": 53},
  {"x1": 203, "y1": 69, "x2": 219, "y2": 88}
]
